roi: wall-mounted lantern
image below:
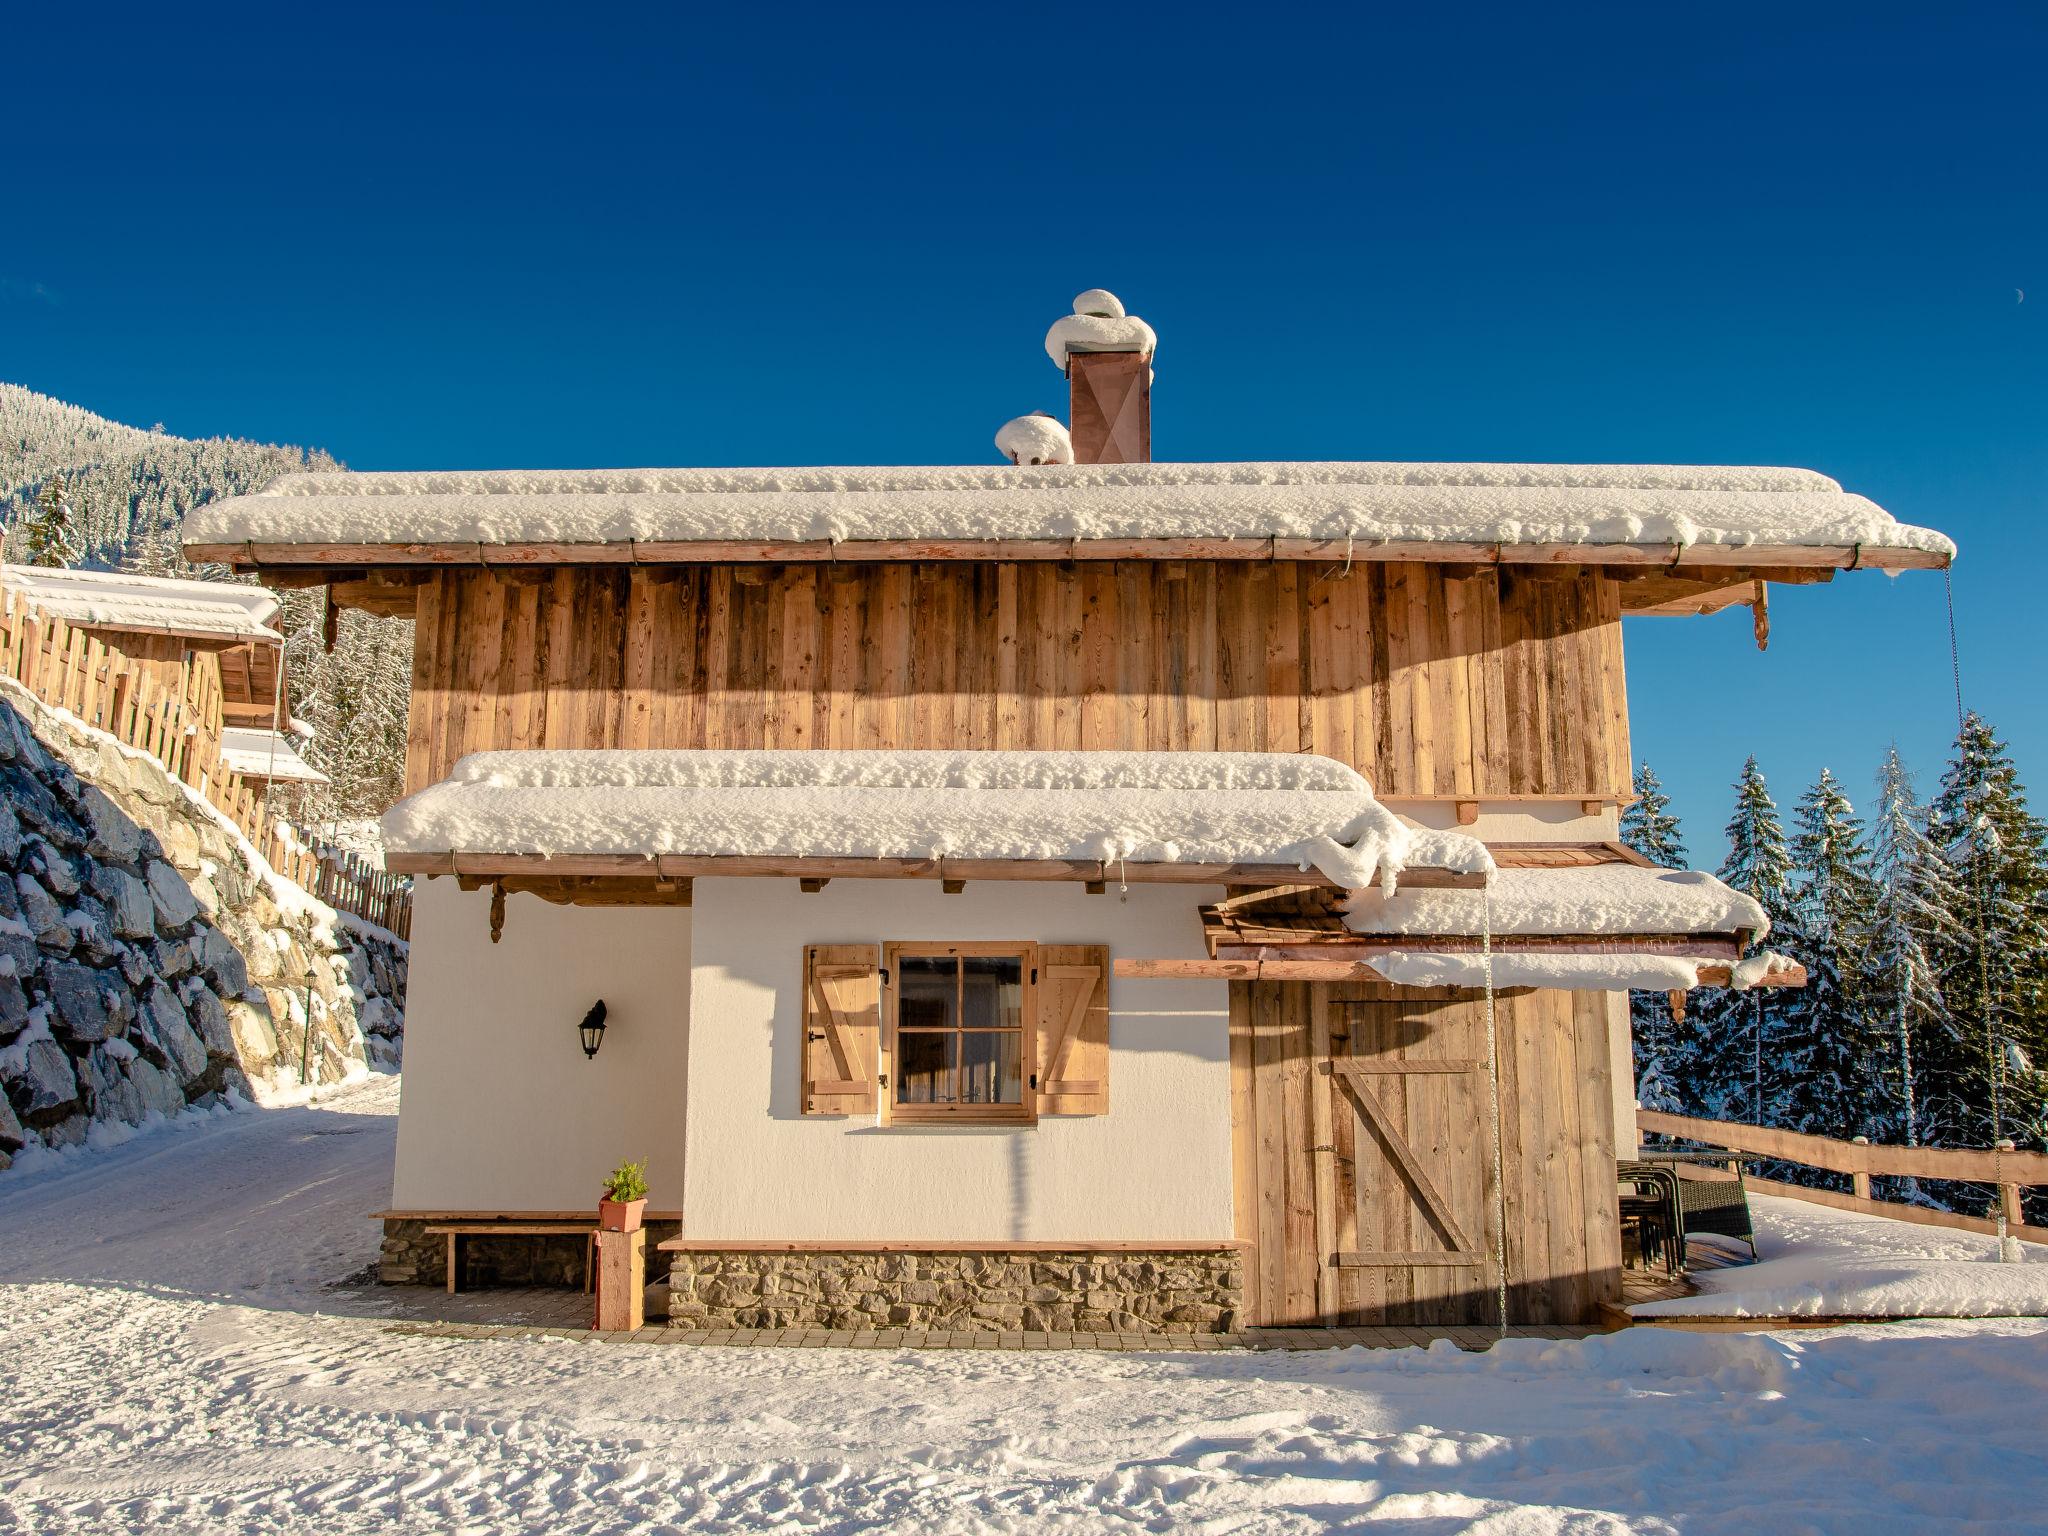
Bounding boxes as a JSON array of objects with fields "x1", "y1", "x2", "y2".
[{"x1": 578, "y1": 1000, "x2": 609, "y2": 1060}]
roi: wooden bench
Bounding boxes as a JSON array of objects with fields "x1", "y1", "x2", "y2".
[{"x1": 423, "y1": 1222, "x2": 598, "y2": 1295}]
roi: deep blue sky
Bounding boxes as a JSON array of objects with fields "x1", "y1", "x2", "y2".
[{"x1": 7, "y1": 3, "x2": 2042, "y2": 848}]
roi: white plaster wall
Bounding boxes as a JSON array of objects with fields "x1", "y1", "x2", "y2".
[
  {"x1": 390, "y1": 878, "x2": 691, "y2": 1212},
  {"x1": 682, "y1": 880, "x2": 1232, "y2": 1242}
]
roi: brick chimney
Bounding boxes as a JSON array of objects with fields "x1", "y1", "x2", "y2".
[{"x1": 1044, "y1": 290, "x2": 1155, "y2": 464}]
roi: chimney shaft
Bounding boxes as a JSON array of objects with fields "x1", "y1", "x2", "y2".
[{"x1": 1068, "y1": 351, "x2": 1151, "y2": 465}]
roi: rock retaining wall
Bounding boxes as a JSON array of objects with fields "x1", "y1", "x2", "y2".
[
  {"x1": 663, "y1": 1248, "x2": 1244, "y2": 1333},
  {"x1": 0, "y1": 685, "x2": 406, "y2": 1167}
]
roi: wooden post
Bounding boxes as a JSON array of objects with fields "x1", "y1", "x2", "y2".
[
  {"x1": 1997, "y1": 1140, "x2": 2022, "y2": 1230},
  {"x1": 1850, "y1": 1135, "x2": 1871, "y2": 1200},
  {"x1": 593, "y1": 1228, "x2": 645, "y2": 1331}
]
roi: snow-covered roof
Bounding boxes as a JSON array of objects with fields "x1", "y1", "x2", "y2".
[
  {"x1": 181, "y1": 460, "x2": 1952, "y2": 566},
  {"x1": 0, "y1": 564, "x2": 280, "y2": 641},
  {"x1": 1343, "y1": 865, "x2": 1770, "y2": 940},
  {"x1": 1359, "y1": 949, "x2": 1797, "y2": 994},
  {"x1": 217, "y1": 727, "x2": 329, "y2": 784},
  {"x1": 380, "y1": 749, "x2": 1494, "y2": 891}
]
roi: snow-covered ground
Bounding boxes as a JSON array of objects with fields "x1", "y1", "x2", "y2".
[
  {"x1": 3, "y1": 1082, "x2": 2046, "y2": 1534},
  {"x1": 1633, "y1": 1192, "x2": 2048, "y2": 1319}
]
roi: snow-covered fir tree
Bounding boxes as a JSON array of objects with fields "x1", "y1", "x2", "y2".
[
  {"x1": 11, "y1": 473, "x2": 79, "y2": 567},
  {"x1": 1924, "y1": 714, "x2": 2048, "y2": 1187},
  {"x1": 1622, "y1": 763, "x2": 1691, "y2": 1111},
  {"x1": 1779, "y1": 770, "x2": 1880, "y2": 1144},
  {"x1": 1674, "y1": 759, "x2": 1795, "y2": 1121},
  {"x1": 1622, "y1": 763, "x2": 1689, "y2": 868},
  {"x1": 1864, "y1": 746, "x2": 1963, "y2": 1152}
]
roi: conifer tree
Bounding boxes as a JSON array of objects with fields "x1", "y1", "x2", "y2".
[
  {"x1": 1623, "y1": 763, "x2": 1689, "y2": 868},
  {"x1": 1864, "y1": 746, "x2": 1962, "y2": 1150},
  {"x1": 1781, "y1": 770, "x2": 1880, "y2": 1143},
  {"x1": 1691, "y1": 759, "x2": 1798, "y2": 1122},
  {"x1": 1924, "y1": 715, "x2": 2048, "y2": 1175},
  {"x1": 14, "y1": 474, "x2": 79, "y2": 567},
  {"x1": 1623, "y1": 763, "x2": 1692, "y2": 1111}
]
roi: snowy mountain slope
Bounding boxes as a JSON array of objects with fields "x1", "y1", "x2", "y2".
[{"x1": 0, "y1": 381, "x2": 339, "y2": 571}]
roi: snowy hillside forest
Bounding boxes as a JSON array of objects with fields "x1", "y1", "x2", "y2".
[
  {"x1": 1627, "y1": 731, "x2": 2048, "y2": 1222},
  {"x1": 0, "y1": 383, "x2": 411, "y2": 822}
]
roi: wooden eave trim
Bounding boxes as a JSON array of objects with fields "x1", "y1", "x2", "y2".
[
  {"x1": 1116, "y1": 953, "x2": 1805, "y2": 986},
  {"x1": 390, "y1": 849, "x2": 1486, "y2": 889},
  {"x1": 189, "y1": 537, "x2": 1953, "y2": 573},
  {"x1": 655, "y1": 1238, "x2": 1250, "y2": 1253},
  {"x1": 1213, "y1": 935, "x2": 1745, "y2": 959}
]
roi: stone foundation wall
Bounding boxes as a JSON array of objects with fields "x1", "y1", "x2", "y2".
[
  {"x1": 380, "y1": 1218, "x2": 682, "y2": 1288},
  {"x1": 664, "y1": 1247, "x2": 1244, "y2": 1333}
]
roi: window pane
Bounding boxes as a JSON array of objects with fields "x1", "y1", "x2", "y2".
[
  {"x1": 960, "y1": 956, "x2": 1022, "y2": 1032},
  {"x1": 959, "y1": 1028, "x2": 1023, "y2": 1105},
  {"x1": 897, "y1": 1029, "x2": 957, "y2": 1104},
  {"x1": 898, "y1": 956, "x2": 955, "y2": 1032}
]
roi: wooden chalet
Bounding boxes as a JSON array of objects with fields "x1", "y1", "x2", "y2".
[{"x1": 185, "y1": 290, "x2": 1953, "y2": 1332}]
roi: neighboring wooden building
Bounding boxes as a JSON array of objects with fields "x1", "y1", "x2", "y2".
[
  {"x1": 186, "y1": 291, "x2": 1951, "y2": 1330},
  {"x1": 0, "y1": 564, "x2": 326, "y2": 798}
]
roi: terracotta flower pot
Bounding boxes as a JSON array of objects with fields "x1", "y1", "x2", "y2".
[{"x1": 598, "y1": 1196, "x2": 646, "y2": 1232}]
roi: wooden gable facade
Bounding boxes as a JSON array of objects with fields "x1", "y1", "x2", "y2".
[{"x1": 400, "y1": 559, "x2": 1629, "y2": 800}]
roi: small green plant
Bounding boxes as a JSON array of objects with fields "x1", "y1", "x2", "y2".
[{"x1": 602, "y1": 1158, "x2": 649, "y2": 1203}]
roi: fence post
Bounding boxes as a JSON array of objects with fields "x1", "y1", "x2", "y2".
[
  {"x1": 1850, "y1": 1136, "x2": 1872, "y2": 1201},
  {"x1": 1996, "y1": 1140, "x2": 2022, "y2": 1229}
]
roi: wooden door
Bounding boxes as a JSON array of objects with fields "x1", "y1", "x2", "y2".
[{"x1": 1230, "y1": 979, "x2": 1622, "y2": 1327}]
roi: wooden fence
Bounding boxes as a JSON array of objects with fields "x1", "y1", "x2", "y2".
[
  {"x1": 1637, "y1": 1108, "x2": 2048, "y2": 1247},
  {"x1": 0, "y1": 594, "x2": 411, "y2": 938}
]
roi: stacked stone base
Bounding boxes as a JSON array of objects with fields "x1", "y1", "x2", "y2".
[
  {"x1": 380, "y1": 1217, "x2": 681, "y2": 1288},
  {"x1": 664, "y1": 1247, "x2": 1243, "y2": 1333}
]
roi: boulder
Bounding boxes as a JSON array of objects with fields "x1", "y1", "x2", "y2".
[
  {"x1": 0, "y1": 974, "x2": 26, "y2": 1038},
  {"x1": 128, "y1": 1057, "x2": 186, "y2": 1119},
  {"x1": 0, "y1": 1087, "x2": 22, "y2": 1147},
  {"x1": 0, "y1": 926, "x2": 37, "y2": 980},
  {"x1": 185, "y1": 988, "x2": 234, "y2": 1055},
  {"x1": 142, "y1": 983, "x2": 208, "y2": 1081},
  {"x1": 67, "y1": 900, "x2": 122, "y2": 966},
  {"x1": 78, "y1": 785, "x2": 146, "y2": 867},
  {"x1": 154, "y1": 817, "x2": 201, "y2": 871},
  {"x1": 0, "y1": 802, "x2": 20, "y2": 867},
  {"x1": 145, "y1": 859, "x2": 199, "y2": 932},
  {"x1": 189, "y1": 871, "x2": 220, "y2": 918},
  {"x1": 15, "y1": 874, "x2": 71, "y2": 954},
  {"x1": 225, "y1": 998, "x2": 279, "y2": 1067},
  {"x1": 31, "y1": 844, "x2": 81, "y2": 898},
  {"x1": 91, "y1": 866, "x2": 155, "y2": 941},
  {"x1": 41, "y1": 1112, "x2": 89, "y2": 1148},
  {"x1": 154, "y1": 937, "x2": 195, "y2": 979},
  {"x1": 197, "y1": 928, "x2": 249, "y2": 996},
  {"x1": 83, "y1": 1046, "x2": 143, "y2": 1124},
  {"x1": 43, "y1": 960, "x2": 118, "y2": 1043},
  {"x1": 12, "y1": 1037, "x2": 79, "y2": 1113}
]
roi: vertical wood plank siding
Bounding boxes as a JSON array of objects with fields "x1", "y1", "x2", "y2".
[{"x1": 404, "y1": 562, "x2": 1630, "y2": 794}]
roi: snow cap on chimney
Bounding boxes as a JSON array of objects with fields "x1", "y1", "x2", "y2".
[
  {"x1": 1044, "y1": 289, "x2": 1157, "y2": 372},
  {"x1": 995, "y1": 412, "x2": 1074, "y2": 466}
]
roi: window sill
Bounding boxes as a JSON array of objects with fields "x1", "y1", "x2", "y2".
[{"x1": 888, "y1": 1105, "x2": 1036, "y2": 1128}]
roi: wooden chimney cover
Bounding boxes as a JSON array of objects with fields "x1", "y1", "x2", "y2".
[{"x1": 1069, "y1": 351, "x2": 1151, "y2": 465}]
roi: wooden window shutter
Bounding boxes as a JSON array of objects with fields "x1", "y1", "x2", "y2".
[
  {"x1": 1036, "y1": 944, "x2": 1109, "y2": 1115},
  {"x1": 801, "y1": 944, "x2": 880, "y2": 1116}
]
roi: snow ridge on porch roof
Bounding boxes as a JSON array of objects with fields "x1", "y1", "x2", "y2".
[
  {"x1": 182, "y1": 461, "x2": 1953, "y2": 565},
  {"x1": 1, "y1": 563, "x2": 281, "y2": 641},
  {"x1": 380, "y1": 748, "x2": 1494, "y2": 893}
]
